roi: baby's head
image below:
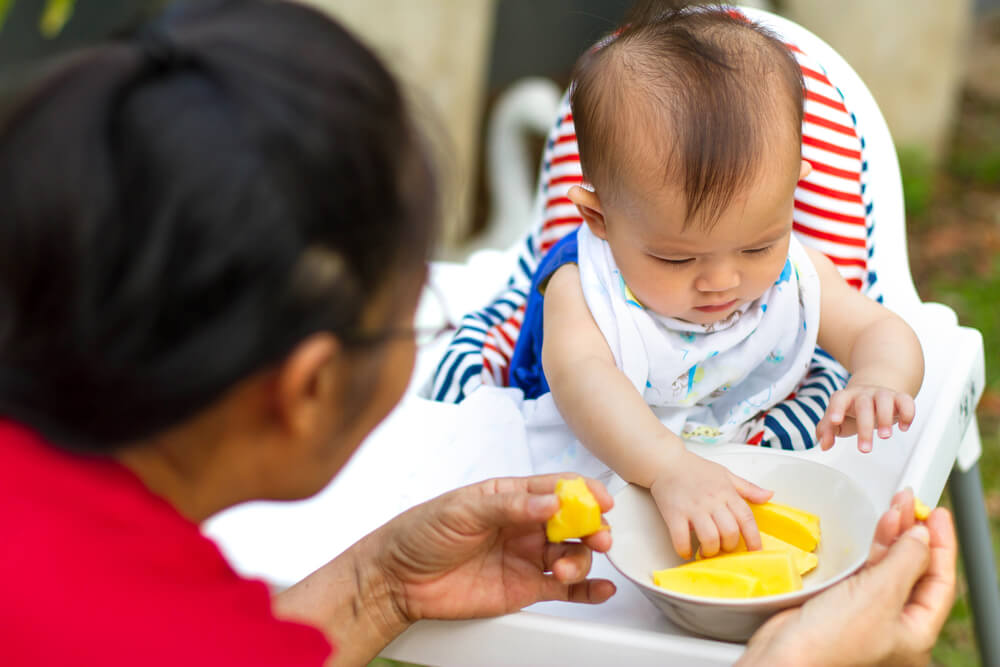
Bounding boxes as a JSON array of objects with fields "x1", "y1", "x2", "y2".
[{"x1": 568, "y1": 1, "x2": 810, "y2": 325}]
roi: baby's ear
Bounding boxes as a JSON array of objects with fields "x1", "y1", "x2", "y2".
[
  {"x1": 799, "y1": 159, "x2": 813, "y2": 181},
  {"x1": 568, "y1": 185, "x2": 608, "y2": 240}
]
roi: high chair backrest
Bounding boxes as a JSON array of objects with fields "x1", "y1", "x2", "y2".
[{"x1": 431, "y1": 6, "x2": 921, "y2": 404}]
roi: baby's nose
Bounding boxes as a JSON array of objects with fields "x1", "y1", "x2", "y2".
[{"x1": 695, "y1": 264, "x2": 740, "y2": 292}]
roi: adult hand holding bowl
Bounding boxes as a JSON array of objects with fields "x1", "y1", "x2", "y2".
[{"x1": 605, "y1": 449, "x2": 878, "y2": 641}]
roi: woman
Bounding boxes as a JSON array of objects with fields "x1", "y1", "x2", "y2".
[{"x1": 0, "y1": 1, "x2": 954, "y2": 665}]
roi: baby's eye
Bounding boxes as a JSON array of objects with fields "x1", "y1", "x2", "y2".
[
  {"x1": 743, "y1": 245, "x2": 774, "y2": 256},
  {"x1": 658, "y1": 257, "x2": 694, "y2": 265}
]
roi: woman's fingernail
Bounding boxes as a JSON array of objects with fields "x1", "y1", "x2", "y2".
[
  {"x1": 529, "y1": 494, "x2": 557, "y2": 515},
  {"x1": 879, "y1": 427, "x2": 891, "y2": 439},
  {"x1": 860, "y1": 440, "x2": 872, "y2": 453},
  {"x1": 907, "y1": 524, "x2": 930, "y2": 545}
]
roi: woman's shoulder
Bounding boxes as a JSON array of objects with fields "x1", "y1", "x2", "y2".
[{"x1": 0, "y1": 421, "x2": 332, "y2": 666}]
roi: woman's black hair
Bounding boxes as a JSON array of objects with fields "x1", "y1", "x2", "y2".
[{"x1": 0, "y1": 0, "x2": 438, "y2": 451}]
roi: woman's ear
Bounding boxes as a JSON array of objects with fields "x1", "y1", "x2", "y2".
[
  {"x1": 568, "y1": 185, "x2": 608, "y2": 240},
  {"x1": 273, "y1": 333, "x2": 341, "y2": 442}
]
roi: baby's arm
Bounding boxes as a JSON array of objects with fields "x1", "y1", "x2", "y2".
[
  {"x1": 541, "y1": 264, "x2": 772, "y2": 557},
  {"x1": 808, "y1": 247, "x2": 925, "y2": 452}
]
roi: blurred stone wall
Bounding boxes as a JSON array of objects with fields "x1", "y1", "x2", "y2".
[
  {"x1": 782, "y1": 0, "x2": 973, "y2": 162},
  {"x1": 292, "y1": 0, "x2": 497, "y2": 248}
]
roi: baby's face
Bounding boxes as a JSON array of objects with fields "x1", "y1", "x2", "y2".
[{"x1": 598, "y1": 155, "x2": 807, "y2": 326}]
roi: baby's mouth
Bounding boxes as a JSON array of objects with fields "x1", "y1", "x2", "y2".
[{"x1": 694, "y1": 298, "x2": 738, "y2": 313}]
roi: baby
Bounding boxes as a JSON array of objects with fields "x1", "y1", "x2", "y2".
[{"x1": 508, "y1": 3, "x2": 924, "y2": 558}]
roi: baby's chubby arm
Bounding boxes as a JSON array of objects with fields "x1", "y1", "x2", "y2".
[
  {"x1": 541, "y1": 264, "x2": 772, "y2": 558},
  {"x1": 808, "y1": 247, "x2": 925, "y2": 452}
]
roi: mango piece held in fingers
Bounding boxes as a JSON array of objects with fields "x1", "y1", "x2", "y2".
[
  {"x1": 545, "y1": 477, "x2": 602, "y2": 542},
  {"x1": 749, "y1": 502, "x2": 821, "y2": 552},
  {"x1": 682, "y1": 550, "x2": 803, "y2": 596},
  {"x1": 695, "y1": 531, "x2": 818, "y2": 576},
  {"x1": 653, "y1": 566, "x2": 764, "y2": 599},
  {"x1": 913, "y1": 497, "x2": 932, "y2": 521}
]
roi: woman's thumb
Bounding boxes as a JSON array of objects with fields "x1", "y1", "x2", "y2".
[
  {"x1": 474, "y1": 491, "x2": 559, "y2": 528},
  {"x1": 867, "y1": 524, "x2": 931, "y2": 603}
]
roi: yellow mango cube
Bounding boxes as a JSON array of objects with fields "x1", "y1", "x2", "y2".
[
  {"x1": 681, "y1": 550, "x2": 803, "y2": 596},
  {"x1": 696, "y1": 531, "x2": 818, "y2": 576},
  {"x1": 749, "y1": 502, "x2": 821, "y2": 552},
  {"x1": 653, "y1": 566, "x2": 764, "y2": 599},
  {"x1": 546, "y1": 477, "x2": 602, "y2": 542},
  {"x1": 913, "y1": 497, "x2": 932, "y2": 521}
]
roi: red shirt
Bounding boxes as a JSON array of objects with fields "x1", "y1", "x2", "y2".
[{"x1": 0, "y1": 420, "x2": 333, "y2": 666}]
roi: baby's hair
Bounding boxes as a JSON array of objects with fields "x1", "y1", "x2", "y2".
[
  {"x1": 570, "y1": 0, "x2": 805, "y2": 226},
  {"x1": 0, "y1": 0, "x2": 437, "y2": 451}
]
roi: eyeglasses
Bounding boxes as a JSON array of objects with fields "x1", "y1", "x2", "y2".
[{"x1": 337, "y1": 280, "x2": 457, "y2": 348}]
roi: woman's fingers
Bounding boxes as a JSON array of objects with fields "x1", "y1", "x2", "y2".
[
  {"x1": 580, "y1": 520, "x2": 613, "y2": 553},
  {"x1": 512, "y1": 474, "x2": 614, "y2": 512},
  {"x1": 563, "y1": 578, "x2": 617, "y2": 604},
  {"x1": 902, "y1": 508, "x2": 957, "y2": 639},
  {"x1": 866, "y1": 523, "x2": 932, "y2": 606},
  {"x1": 869, "y1": 506, "x2": 901, "y2": 566},
  {"x1": 544, "y1": 541, "x2": 593, "y2": 583}
]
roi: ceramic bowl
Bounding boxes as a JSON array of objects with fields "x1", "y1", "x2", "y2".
[{"x1": 605, "y1": 448, "x2": 878, "y2": 642}]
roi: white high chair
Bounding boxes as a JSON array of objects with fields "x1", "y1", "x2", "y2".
[{"x1": 204, "y1": 7, "x2": 997, "y2": 665}]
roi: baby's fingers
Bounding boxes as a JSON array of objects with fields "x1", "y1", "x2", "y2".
[
  {"x1": 897, "y1": 394, "x2": 916, "y2": 432},
  {"x1": 825, "y1": 390, "x2": 853, "y2": 428},
  {"x1": 692, "y1": 511, "x2": 721, "y2": 558},
  {"x1": 712, "y1": 507, "x2": 742, "y2": 553},
  {"x1": 665, "y1": 510, "x2": 694, "y2": 560},
  {"x1": 875, "y1": 389, "x2": 898, "y2": 439},
  {"x1": 728, "y1": 497, "x2": 762, "y2": 551},
  {"x1": 729, "y1": 472, "x2": 773, "y2": 504},
  {"x1": 815, "y1": 416, "x2": 837, "y2": 450},
  {"x1": 853, "y1": 394, "x2": 876, "y2": 453}
]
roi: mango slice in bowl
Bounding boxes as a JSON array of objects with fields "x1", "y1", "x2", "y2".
[
  {"x1": 748, "y1": 501, "x2": 821, "y2": 551},
  {"x1": 655, "y1": 549, "x2": 803, "y2": 598},
  {"x1": 696, "y1": 530, "x2": 818, "y2": 575},
  {"x1": 653, "y1": 566, "x2": 764, "y2": 599}
]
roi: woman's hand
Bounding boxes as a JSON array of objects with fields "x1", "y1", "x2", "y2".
[
  {"x1": 738, "y1": 488, "x2": 956, "y2": 667},
  {"x1": 374, "y1": 474, "x2": 616, "y2": 623},
  {"x1": 650, "y1": 450, "x2": 773, "y2": 559}
]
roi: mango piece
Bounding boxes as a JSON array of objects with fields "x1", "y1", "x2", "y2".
[
  {"x1": 653, "y1": 566, "x2": 764, "y2": 599},
  {"x1": 913, "y1": 497, "x2": 932, "y2": 521},
  {"x1": 545, "y1": 477, "x2": 602, "y2": 542},
  {"x1": 696, "y1": 531, "x2": 818, "y2": 576},
  {"x1": 749, "y1": 502, "x2": 821, "y2": 552},
  {"x1": 681, "y1": 550, "x2": 803, "y2": 596}
]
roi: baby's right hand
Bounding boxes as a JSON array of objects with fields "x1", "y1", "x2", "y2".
[{"x1": 649, "y1": 451, "x2": 773, "y2": 559}]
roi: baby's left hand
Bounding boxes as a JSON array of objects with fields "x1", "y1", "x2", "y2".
[{"x1": 816, "y1": 384, "x2": 916, "y2": 453}]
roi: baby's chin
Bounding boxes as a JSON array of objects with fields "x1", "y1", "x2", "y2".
[{"x1": 676, "y1": 301, "x2": 747, "y2": 327}]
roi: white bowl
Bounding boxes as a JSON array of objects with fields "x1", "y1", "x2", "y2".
[{"x1": 605, "y1": 448, "x2": 878, "y2": 642}]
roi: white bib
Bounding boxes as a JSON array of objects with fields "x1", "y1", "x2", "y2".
[{"x1": 576, "y1": 224, "x2": 820, "y2": 442}]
